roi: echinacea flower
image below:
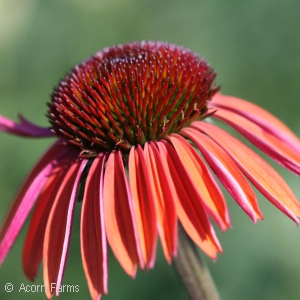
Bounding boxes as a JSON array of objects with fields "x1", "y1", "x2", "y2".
[{"x1": 1, "y1": 41, "x2": 300, "y2": 300}]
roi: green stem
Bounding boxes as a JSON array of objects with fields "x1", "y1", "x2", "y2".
[{"x1": 173, "y1": 223, "x2": 221, "y2": 300}]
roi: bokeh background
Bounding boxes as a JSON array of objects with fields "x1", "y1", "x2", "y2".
[{"x1": 1, "y1": 0, "x2": 300, "y2": 299}]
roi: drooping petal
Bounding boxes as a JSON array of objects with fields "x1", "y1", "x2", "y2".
[
  {"x1": 103, "y1": 150, "x2": 143, "y2": 277},
  {"x1": 144, "y1": 142, "x2": 177, "y2": 263},
  {"x1": 213, "y1": 108, "x2": 300, "y2": 175},
  {"x1": 0, "y1": 114, "x2": 54, "y2": 137},
  {"x1": 128, "y1": 145, "x2": 157, "y2": 268},
  {"x1": 168, "y1": 134, "x2": 230, "y2": 231},
  {"x1": 22, "y1": 153, "x2": 75, "y2": 281},
  {"x1": 181, "y1": 127, "x2": 263, "y2": 222},
  {"x1": 43, "y1": 157, "x2": 88, "y2": 298},
  {"x1": 81, "y1": 153, "x2": 108, "y2": 300},
  {"x1": 194, "y1": 121, "x2": 300, "y2": 224},
  {"x1": 157, "y1": 140, "x2": 222, "y2": 259},
  {"x1": 0, "y1": 141, "x2": 69, "y2": 266},
  {"x1": 211, "y1": 93, "x2": 300, "y2": 154}
]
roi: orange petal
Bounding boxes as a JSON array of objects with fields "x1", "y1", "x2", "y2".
[
  {"x1": 211, "y1": 93, "x2": 300, "y2": 154},
  {"x1": 43, "y1": 158, "x2": 88, "y2": 298},
  {"x1": 103, "y1": 150, "x2": 143, "y2": 276},
  {"x1": 168, "y1": 134, "x2": 230, "y2": 231},
  {"x1": 181, "y1": 127, "x2": 263, "y2": 222},
  {"x1": 81, "y1": 153, "x2": 107, "y2": 300},
  {"x1": 194, "y1": 121, "x2": 300, "y2": 224},
  {"x1": 22, "y1": 155, "x2": 73, "y2": 281},
  {"x1": 213, "y1": 108, "x2": 300, "y2": 175},
  {"x1": 144, "y1": 142, "x2": 177, "y2": 263},
  {"x1": 157, "y1": 140, "x2": 222, "y2": 260},
  {"x1": 128, "y1": 145, "x2": 157, "y2": 268}
]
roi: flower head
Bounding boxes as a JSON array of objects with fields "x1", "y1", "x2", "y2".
[
  {"x1": 48, "y1": 41, "x2": 217, "y2": 154},
  {"x1": 1, "y1": 41, "x2": 300, "y2": 300}
]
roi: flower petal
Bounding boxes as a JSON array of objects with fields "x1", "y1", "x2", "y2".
[
  {"x1": 168, "y1": 134, "x2": 230, "y2": 231},
  {"x1": 194, "y1": 121, "x2": 300, "y2": 224},
  {"x1": 213, "y1": 108, "x2": 300, "y2": 175},
  {"x1": 22, "y1": 154, "x2": 74, "y2": 281},
  {"x1": 157, "y1": 140, "x2": 222, "y2": 259},
  {"x1": 144, "y1": 142, "x2": 177, "y2": 263},
  {"x1": 0, "y1": 141, "x2": 68, "y2": 266},
  {"x1": 181, "y1": 127, "x2": 263, "y2": 222},
  {"x1": 103, "y1": 150, "x2": 143, "y2": 277},
  {"x1": 128, "y1": 145, "x2": 157, "y2": 268},
  {"x1": 0, "y1": 114, "x2": 54, "y2": 137},
  {"x1": 81, "y1": 153, "x2": 108, "y2": 300},
  {"x1": 43, "y1": 157, "x2": 87, "y2": 298},
  {"x1": 211, "y1": 93, "x2": 300, "y2": 154}
]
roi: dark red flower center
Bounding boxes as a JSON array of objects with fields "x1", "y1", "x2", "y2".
[{"x1": 47, "y1": 41, "x2": 218, "y2": 155}]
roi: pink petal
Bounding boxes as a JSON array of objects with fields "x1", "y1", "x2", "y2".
[
  {"x1": 144, "y1": 142, "x2": 177, "y2": 263},
  {"x1": 128, "y1": 145, "x2": 157, "y2": 268},
  {"x1": 211, "y1": 93, "x2": 300, "y2": 154},
  {"x1": 194, "y1": 121, "x2": 300, "y2": 224},
  {"x1": 181, "y1": 127, "x2": 263, "y2": 222},
  {"x1": 0, "y1": 141, "x2": 69, "y2": 266},
  {"x1": 43, "y1": 157, "x2": 88, "y2": 298},
  {"x1": 168, "y1": 134, "x2": 230, "y2": 231},
  {"x1": 213, "y1": 108, "x2": 300, "y2": 175},
  {"x1": 81, "y1": 153, "x2": 108, "y2": 300},
  {"x1": 0, "y1": 114, "x2": 54, "y2": 137},
  {"x1": 103, "y1": 150, "x2": 143, "y2": 277},
  {"x1": 22, "y1": 154, "x2": 75, "y2": 281},
  {"x1": 157, "y1": 140, "x2": 222, "y2": 260}
]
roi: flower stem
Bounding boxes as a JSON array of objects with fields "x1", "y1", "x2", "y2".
[{"x1": 173, "y1": 223, "x2": 221, "y2": 300}]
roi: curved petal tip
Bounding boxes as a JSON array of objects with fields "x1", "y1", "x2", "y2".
[{"x1": 0, "y1": 114, "x2": 54, "y2": 137}]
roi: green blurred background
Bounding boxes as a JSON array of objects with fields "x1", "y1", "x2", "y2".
[{"x1": 1, "y1": 0, "x2": 300, "y2": 299}]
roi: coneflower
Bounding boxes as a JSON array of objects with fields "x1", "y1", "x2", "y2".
[{"x1": 1, "y1": 41, "x2": 300, "y2": 300}]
